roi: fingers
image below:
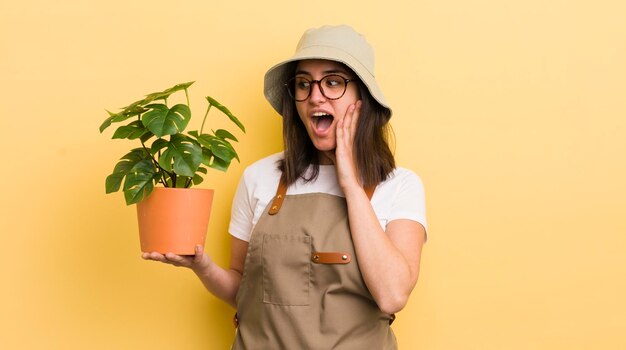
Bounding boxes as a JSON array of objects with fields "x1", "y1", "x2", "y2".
[
  {"x1": 336, "y1": 100, "x2": 361, "y2": 150},
  {"x1": 193, "y1": 245, "x2": 205, "y2": 264},
  {"x1": 351, "y1": 100, "x2": 361, "y2": 134},
  {"x1": 141, "y1": 244, "x2": 209, "y2": 271},
  {"x1": 164, "y1": 252, "x2": 190, "y2": 267},
  {"x1": 141, "y1": 251, "x2": 193, "y2": 267}
]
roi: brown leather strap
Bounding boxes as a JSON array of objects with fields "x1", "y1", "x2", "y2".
[
  {"x1": 364, "y1": 184, "x2": 376, "y2": 201},
  {"x1": 311, "y1": 252, "x2": 351, "y2": 264},
  {"x1": 389, "y1": 313, "x2": 396, "y2": 325},
  {"x1": 268, "y1": 176, "x2": 288, "y2": 215},
  {"x1": 269, "y1": 174, "x2": 377, "y2": 216}
]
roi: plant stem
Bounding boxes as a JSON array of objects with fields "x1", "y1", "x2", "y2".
[
  {"x1": 200, "y1": 103, "x2": 212, "y2": 135},
  {"x1": 184, "y1": 88, "x2": 190, "y2": 110},
  {"x1": 140, "y1": 138, "x2": 168, "y2": 187}
]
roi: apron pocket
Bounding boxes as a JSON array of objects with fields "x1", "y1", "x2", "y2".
[{"x1": 262, "y1": 234, "x2": 311, "y2": 306}]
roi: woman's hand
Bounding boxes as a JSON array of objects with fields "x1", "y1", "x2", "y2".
[
  {"x1": 142, "y1": 238, "x2": 248, "y2": 308},
  {"x1": 142, "y1": 244, "x2": 213, "y2": 274},
  {"x1": 334, "y1": 100, "x2": 362, "y2": 192}
]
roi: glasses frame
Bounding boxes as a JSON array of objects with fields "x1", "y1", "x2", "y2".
[{"x1": 284, "y1": 74, "x2": 354, "y2": 102}]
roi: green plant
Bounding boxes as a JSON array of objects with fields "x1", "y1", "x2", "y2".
[{"x1": 100, "y1": 81, "x2": 245, "y2": 205}]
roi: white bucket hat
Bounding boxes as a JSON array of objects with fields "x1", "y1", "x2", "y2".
[{"x1": 264, "y1": 25, "x2": 391, "y2": 117}]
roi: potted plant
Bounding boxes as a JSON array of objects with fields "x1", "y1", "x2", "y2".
[{"x1": 100, "y1": 81, "x2": 245, "y2": 254}]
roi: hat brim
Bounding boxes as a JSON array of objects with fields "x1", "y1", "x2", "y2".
[{"x1": 264, "y1": 46, "x2": 390, "y2": 116}]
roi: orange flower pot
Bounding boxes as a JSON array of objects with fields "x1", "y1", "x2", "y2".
[{"x1": 136, "y1": 187, "x2": 214, "y2": 254}]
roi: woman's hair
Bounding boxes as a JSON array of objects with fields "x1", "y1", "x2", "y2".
[{"x1": 278, "y1": 62, "x2": 395, "y2": 188}]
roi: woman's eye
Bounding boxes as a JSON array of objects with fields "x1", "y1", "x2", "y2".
[
  {"x1": 295, "y1": 80, "x2": 310, "y2": 89},
  {"x1": 324, "y1": 77, "x2": 342, "y2": 88}
]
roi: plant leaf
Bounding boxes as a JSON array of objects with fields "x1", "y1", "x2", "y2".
[
  {"x1": 105, "y1": 148, "x2": 151, "y2": 193},
  {"x1": 175, "y1": 176, "x2": 191, "y2": 188},
  {"x1": 215, "y1": 129, "x2": 238, "y2": 142},
  {"x1": 196, "y1": 133, "x2": 240, "y2": 163},
  {"x1": 100, "y1": 105, "x2": 147, "y2": 133},
  {"x1": 142, "y1": 103, "x2": 191, "y2": 138},
  {"x1": 99, "y1": 110, "x2": 118, "y2": 133},
  {"x1": 123, "y1": 159, "x2": 158, "y2": 205},
  {"x1": 140, "y1": 130, "x2": 155, "y2": 143},
  {"x1": 192, "y1": 167, "x2": 208, "y2": 185},
  {"x1": 206, "y1": 96, "x2": 246, "y2": 133},
  {"x1": 150, "y1": 138, "x2": 169, "y2": 155},
  {"x1": 158, "y1": 134, "x2": 203, "y2": 177},
  {"x1": 208, "y1": 155, "x2": 231, "y2": 172},
  {"x1": 112, "y1": 120, "x2": 149, "y2": 140},
  {"x1": 144, "y1": 81, "x2": 195, "y2": 103},
  {"x1": 122, "y1": 82, "x2": 194, "y2": 110}
]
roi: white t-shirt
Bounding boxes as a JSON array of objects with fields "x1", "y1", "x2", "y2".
[{"x1": 228, "y1": 152, "x2": 427, "y2": 242}]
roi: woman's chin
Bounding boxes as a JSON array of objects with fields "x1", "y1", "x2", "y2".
[{"x1": 312, "y1": 141, "x2": 337, "y2": 153}]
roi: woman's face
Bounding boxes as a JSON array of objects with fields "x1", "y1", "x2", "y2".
[{"x1": 294, "y1": 59, "x2": 360, "y2": 158}]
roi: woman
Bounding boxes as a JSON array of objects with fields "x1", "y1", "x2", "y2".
[{"x1": 143, "y1": 25, "x2": 427, "y2": 349}]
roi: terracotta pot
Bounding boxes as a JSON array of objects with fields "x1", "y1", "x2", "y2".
[{"x1": 136, "y1": 187, "x2": 214, "y2": 254}]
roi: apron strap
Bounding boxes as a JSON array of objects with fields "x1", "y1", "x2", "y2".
[
  {"x1": 269, "y1": 174, "x2": 377, "y2": 215},
  {"x1": 268, "y1": 175, "x2": 288, "y2": 215}
]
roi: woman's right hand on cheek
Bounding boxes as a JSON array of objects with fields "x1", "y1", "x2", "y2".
[{"x1": 141, "y1": 244, "x2": 213, "y2": 273}]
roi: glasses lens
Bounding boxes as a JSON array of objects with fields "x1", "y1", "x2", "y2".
[
  {"x1": 320, "y1": 75, "x2": 347, "y2": 99},
  {"x1": 286, "y1": 77, "x2": 311, "y2": 101}
]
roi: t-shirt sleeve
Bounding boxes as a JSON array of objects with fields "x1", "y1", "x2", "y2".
[
  {"x1": 388, "y1": 170, "x2": 428, "y2": 232},
  {"x1": 228, "y1": 172, "x2": 254, "y2": 242}
]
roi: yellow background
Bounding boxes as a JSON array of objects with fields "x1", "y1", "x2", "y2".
[{"x1": 1, "y1": 0, "x2": 625, "y2": 349}]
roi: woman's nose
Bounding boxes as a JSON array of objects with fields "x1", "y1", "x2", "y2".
[{"x1": 309, "y1": 81, "x2": 326, "y2": 103}]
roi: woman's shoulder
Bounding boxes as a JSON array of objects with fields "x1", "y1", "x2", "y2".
[
  {"x1": 384, "y1": 167, "x2": 424, "y2": 187},
  {"x1": 373, "y1": 167, "x2": 426, "y2": 202},
  {"x1": 240, "y1": 152, "x2": 283, "y2": 192}
]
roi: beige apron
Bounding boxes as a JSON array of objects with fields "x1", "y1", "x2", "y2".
[{"x1": 232, "y1": 178, "x2": 397, "y2": 350}]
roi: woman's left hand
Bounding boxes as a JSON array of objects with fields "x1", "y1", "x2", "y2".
[{"x1": 334, "y1": 100, "x2": 362, "y2": 192}]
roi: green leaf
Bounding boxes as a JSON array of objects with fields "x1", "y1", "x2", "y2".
[
  {"x1": 192, "y1": 167, "x2": 207, "y2": 185},
  {"x1": 201, "y1": 148, "x2": 213, "y2": 166},
  {"x1": 101, "y1": 82, "x2": 194, "y2": 134},
  {"x1": 144, "y1": 81, "x2": 195, "y2": 103},
  {"x1": 105, "y1": 148, "x2": 151, "y2": 193},
  {"x1": 142, "y1": 103, "x2": 191, "y2": 138},
  {"x1": 112, "y1": 120, "x2": 149, "y2": 140},
  {"x1": 163, "y1": 81, "x2": 195, "y2": 94},
  {"x1": 158, "y1": 134, "x2": 203, "y2": 177},
  {"x1": 150, "y1": 138, "x2": 169, "y2": 155},
  {"x1": 208, "y1": 155, "x2": 231, "y2": 172},
  {"x1": 206, "y1": 95, "x2": 246, "y2": 133},
  {"x1": 105, "y1": 172, "x2": 126, "y2": 194},
  {"x1": 140, "y1": 130, "x2": 155, "y2": 143},
  {"x1": 123, "y1": 159, "x2": 158, "y2": 205},
  {"x1": 211, "y1": 140, "x2": 237, "y2": 162},
  {"x1": 196, "y1": 133, "x2": 240, "y2": 163},
  {"x1": 100, "y1": 104, "x2": 147, "y2": 133},
  {"x1": 215, "y1": 129, "x2": 238, "y2": 142},
  {"x1": 117, "y1": 82, "x2": 195, "y2": 112},
  {"x1": 99, "y1": 110, "x2": 117, "y2": 133},
  {"x1": 175, "y1": 176, "x2": 191, "y2": 188}
]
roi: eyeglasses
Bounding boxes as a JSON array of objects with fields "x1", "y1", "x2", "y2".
[{"x1": 285, "y1": 75, "x2": 354, "y2": 102}]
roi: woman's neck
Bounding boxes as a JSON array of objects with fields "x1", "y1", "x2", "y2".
[{"x1": 318, "y1": 150, "x2": 336, "y2": 165}]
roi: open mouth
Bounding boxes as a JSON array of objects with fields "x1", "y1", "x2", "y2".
[{"x1": 312, "y1": 112, "x2": 334, "y2": 132}]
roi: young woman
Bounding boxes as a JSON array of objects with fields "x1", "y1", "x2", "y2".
[{"x1": 143, "y1": 25, "x2": 427, "y2": 349}]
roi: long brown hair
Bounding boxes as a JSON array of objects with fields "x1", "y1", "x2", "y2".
[{"x1": 278, "y1": 62, "x2": 395, "y2": 188}]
